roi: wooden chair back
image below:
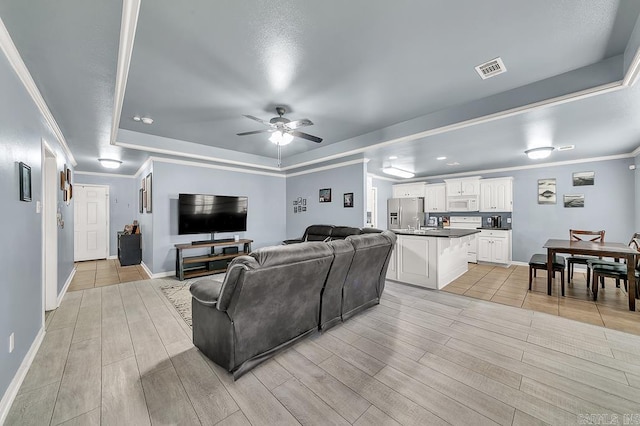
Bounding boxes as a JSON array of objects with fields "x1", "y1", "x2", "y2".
[{"x1": 569, "y1": 229, "x2": 605, "y2": 243}]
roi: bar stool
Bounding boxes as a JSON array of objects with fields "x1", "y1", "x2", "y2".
[{"x1": 529, "y1": 254, "x2": 566, "y2": 296}]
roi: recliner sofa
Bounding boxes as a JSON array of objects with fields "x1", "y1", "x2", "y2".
[
  {"x1": 190, "y1": 230, "x2": 396, "y2": 379},
  {"x1": 282, "y1": 224, "x2": 371, "y2": 244}
]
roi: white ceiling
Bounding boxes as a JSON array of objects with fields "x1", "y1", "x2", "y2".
[{"x1": 1, "y1": 1, "x2": 640, "y2": 177}]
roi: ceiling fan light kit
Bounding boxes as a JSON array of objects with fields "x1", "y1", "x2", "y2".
[
  {"x1": 269, "y1": 131, "x2": 294, "y2": 146},
  {"x1": 525, "y1": 146, "x2": 554, "y2": 159},
  {"x1": 382, "y1": 167, "x2": 415, "y2": 179}
]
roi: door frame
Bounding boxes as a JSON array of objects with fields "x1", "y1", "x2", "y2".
[
  {"x1": 41, "y1": 139, "x2": 58, "y2": 313},
  {"x1": 74, "y1": 184, "x2": 110, "y2": 261}
]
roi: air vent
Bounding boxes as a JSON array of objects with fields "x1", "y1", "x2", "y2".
[
  {"x1": 557, "y1": 145, "x2": 575, "y2": 151},
  {"x1": 475, "y1": 57, "x2": 506, "y2": 80}
]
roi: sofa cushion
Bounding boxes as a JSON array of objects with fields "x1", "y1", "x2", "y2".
[
  {"x1": 190, "y1": 278, "x2": 224, "y2": 307},
  {"x1": 331, "y1": 226, "x2": 362, "y2": 240},
  {"x1": 304, "y1": 225, "x2": 334, "y2": 241},
  {"x1": 321, "y1": 240, "x2": 356, "y2": 329}
]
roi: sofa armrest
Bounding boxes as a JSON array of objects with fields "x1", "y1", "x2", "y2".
[
  {"x1": 282, "y1": 239, "x2": 304, "y2": 245},
  {"x1": 190, "y1": 278, "x2": 223, "y2": 307}
]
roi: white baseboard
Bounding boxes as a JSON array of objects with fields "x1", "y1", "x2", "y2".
[
  {"x1": 107, "y1": 255, "x2": 117, "y2": 260},
  {"x1": 56, "y1": 267, "x2": 76, "y2": 307},
  {"x1": 140, "y1": 261, "x2": 175, "y2": 279},
  {"x1": 0, "y1": 327, "x2": 45, "y2": 425}
]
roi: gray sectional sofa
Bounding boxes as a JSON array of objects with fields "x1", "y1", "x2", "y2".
[{"x1": 189, "y1": 230, "x2": 396, "y2": 379}]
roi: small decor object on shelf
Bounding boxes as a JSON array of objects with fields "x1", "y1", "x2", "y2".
[
  {"x1": 343, "y1": 192, "x2": 353, "y2": 208},
  {"x1": 319, "y1": 188, "x2": 331, "y2": 203},
  {"x1": 564, "y1": 194, "x2": 584, "y2": 208},
  {"x1": 19, "y1": 162, "x2": 32, "y2": 202},
  {"x1": 145, "y1": 172, "x2": 152, "y2": 213},
  {"x1": 537, "y1": 178, "x2": 556, "y2": 204},
  {"x1": 572, "y1": 171, "x2": 594, "y2": 186}
]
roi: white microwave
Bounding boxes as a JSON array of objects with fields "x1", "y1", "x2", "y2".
[{"x1": 447, "y1": 196, "x2": 479, "y2": 212}]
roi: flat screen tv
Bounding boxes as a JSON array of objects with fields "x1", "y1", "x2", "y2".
[{"x1": 178, "y1": 194, "x2": 248, "y2": 235}]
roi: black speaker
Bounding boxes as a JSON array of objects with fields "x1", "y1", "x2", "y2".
[{"x1": 223, "y1": 246, "x2": 239, "y2": 255}]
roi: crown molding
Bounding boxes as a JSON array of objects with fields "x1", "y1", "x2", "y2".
[
  {"x1": 366, "y1": 173, "x2": 399, "y2": 182},
  {"x1": 75, "y1": 170, "x2": 136, "y2": 178},
  {"x1": 285, "y1": 158, "x2": 368, "y2": 177},
  {"x1": 111, "y1": 0, "x2": 141, "y2": 145},
  {"x1": 623, "y1": 44, "x2": 640, "y2": 86},
  {"x1": 0, "y1": 17, "x2": 76, "y2": 166},
  {"x1": 143, "y1": 156, "x2": 285, "y2": 178},
  {"x1": 632, "y1": 145, "x2": 640, "y2": 157}
]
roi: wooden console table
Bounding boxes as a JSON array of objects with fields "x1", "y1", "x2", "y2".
[{"x1": 175, "y1": 239, "x2": 253, "y2": 281}]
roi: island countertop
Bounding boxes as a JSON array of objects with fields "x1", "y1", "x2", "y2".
[{"x1": 390, "y1": 229, "x2": 480, "y2": 238}]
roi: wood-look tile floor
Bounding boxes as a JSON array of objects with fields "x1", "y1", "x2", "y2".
[
  {"x1": 444, "y1": 263, "x2": 640, "y2": 336},
  {"x1": 68, "y1": 259, "x2": 150, "y2": 292},
  {"x1": 8, "y1": 278, "x2": 640, "y2": 425}
]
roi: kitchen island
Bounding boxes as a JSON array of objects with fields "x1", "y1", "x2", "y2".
[{"x1": 386, "y1": 228, "x2": 480, "y2": 289}]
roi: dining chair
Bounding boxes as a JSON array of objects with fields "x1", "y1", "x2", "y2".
[
  {"x1": 529, "y1": 253, "x2": 566, "y2": 296},
  {"x1": 590, "y1": 233, "x2": 640, "y2": 301},
  {"x1": 567, "y1": 229, "x2": 605, "y2": 283}
]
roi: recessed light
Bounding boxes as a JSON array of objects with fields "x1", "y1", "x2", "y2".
[
  {"x1": 446, "y1": 162, "x2": 460, "y2": 166},
  {"x1": 436, "y1": 156, "x2": 447, "y2": 160},
  {"x1": 98, "y1": 158, "x2": 122, "y2": 169},
  {"x1": 133, "y1": 116, "x2": 153, "y2": 124},
  {"x1": 388, "y1": 156, "x2": 398, "y2": 160},
  {"x1": 557, "y1": 145, "x2": 575, "y2": 151}
]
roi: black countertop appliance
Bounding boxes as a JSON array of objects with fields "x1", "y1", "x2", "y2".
[{"x1": 490, "y1": 215, "x2": 502, "y2": 228}]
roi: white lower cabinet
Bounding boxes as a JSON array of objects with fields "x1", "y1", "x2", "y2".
[
  {"x1": 477, "y1": 229, "x2": 511, "y2": 265},
  {"x1": 387, "y1": 234, "x2": 469, "y2": 289}
]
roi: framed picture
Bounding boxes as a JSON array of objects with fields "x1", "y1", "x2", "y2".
[
  {"x1": 19, "y1": 162, "x2": 32, "y2": 202},
  {"x1": 537, "y1": 178, "x2": 556, "y2": 204},
  {"x1": 564, "y1": 194, "x2": 584, "y2": 208},
  {"x1": 143, "y1": 190, "x2": 147, "y2": 210},
  {"x1": 145, "y1": 173, "x2": 152, "y2": 213},
  {"x1": 139, "y1": 189, "x2": 144, "y2": 213},
  {"x1": 302, "y1": 206, "x2": 307, "y2": 212},
  {"x1": 68, "y1": 184, "x2": 73, "y2": 200},
  {"x1": 66, "y1": 168, "x2": 72, "y2": 185},
  {"x1": 60, "y1": 170, "x2": 66, "y2": 190},
  {"x1": 141, "y1": 177, "x2": 146, "y2": 191},
  {"x1": 302, "y1": 198, "x2": 307, "y2": 206},
  {"x1": 343, "y1": 192, "x2": 354, "y2": 208},
  {"x1": 293, "y1": 200, "x2": 298, "y2": 206},
  {"x1": 63, "y1": 188, "x2": 69, "y2": 202},
  {"x1": 319, "y1": 188, "x2": 331, "y2": 203},
  {"x1": 573, "y1": 171, "x2": 594, "y2": 186},
  {"x1": 294, "y1": 206, "x2": 298, "y2": 213}
]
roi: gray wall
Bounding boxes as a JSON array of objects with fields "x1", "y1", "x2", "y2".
[
  {"x1": 423, "y1": 157, "x2": 636, "y2": 262},
  {"x1": 150, "y1": 161, "x2": 287, "y2": 274},
  {"x1": 371, "y1": 176, "x2": 393, "y2": 229},
  {"x1": 74, "y1": 174, "x2": 138, "y2": 257},
  {"x1": 285, "y1": 162, "x2": 366, "y2": 238},
  {"x1": 636, "y1": 154, "x2": 640, "y2": 231},
  {"x1": 0, "y1": 54, "x2": 75, "y2": 401}
]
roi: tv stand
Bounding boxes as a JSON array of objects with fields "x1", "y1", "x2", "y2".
[{"x1": 175, "y1": 239, "x2": 253, "y2": 281}]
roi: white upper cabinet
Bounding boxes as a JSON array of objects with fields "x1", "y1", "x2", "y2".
[
  {"x1": 444, "y1": 177, "x2": 480, "y2": 196},
  {"x1": 425, "y1": 183, "x2": 447, "y2": 212},
  {"x1": 392, "y1": 182, "x2": 427, "y2": 198},
  {"x1": 479, "y1": 177, "x2": 513, "y2": 212}
]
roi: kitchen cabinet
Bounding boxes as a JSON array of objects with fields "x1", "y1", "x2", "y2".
[
  {"x1": 425, "y1": 183, "x2": 447, "y2": 212},
  {"x1": 392, "y1": 182, "x2": 427, "y2": 198},
  {"x1": 477, "y1": 229, "x2": 511, "y2": 265},
  {"x1": 444, "y1": 177, "x2": 480, "y2": 196},
  {"x1": 480, "y1": 177, "x2": 513, "y2": 212},
  {"x1": 386, "y1": 234, "x2": 470, "y2": 289}
]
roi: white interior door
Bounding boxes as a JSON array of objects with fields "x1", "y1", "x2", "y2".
[{"x1": 75, "y1": 185, "x2": 108, "y2": 261}]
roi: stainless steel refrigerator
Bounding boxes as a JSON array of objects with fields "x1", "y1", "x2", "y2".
[{"x1": 387, "y1": 198, "x2": 424, "y2": 229}]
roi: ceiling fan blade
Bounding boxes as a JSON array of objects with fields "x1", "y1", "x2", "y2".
[
  {"x1": 285, "y1": 118, "x2": 313, "y2": 130},
  {"x1": 236, "y1": 129, "x2": 274, "y2": 136},
  {"x1": 291, "y1": 130, "x2": 323, "y2": 143},
  {"x1": 243, "y1": 115, "x2": 272, "y2": 126}
]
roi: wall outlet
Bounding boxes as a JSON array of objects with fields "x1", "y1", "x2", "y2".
[
  {"x1": 506, "y1": 217, "x2": 512, "y2": 224},
  {"x1": 9, "y1": 332, "x2": 14, "y2": 353},
  {"x1": 487, "y1": 217, "x2": 492, "y2": 224}
]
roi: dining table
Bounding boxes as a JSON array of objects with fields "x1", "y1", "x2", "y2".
[{"x1": 543, "y1": 239, "x2": 638, "y2": 311}]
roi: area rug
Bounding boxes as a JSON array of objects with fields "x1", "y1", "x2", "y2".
[{"x1": 160, "y1": 282, "x2": 194, "y2": 327}]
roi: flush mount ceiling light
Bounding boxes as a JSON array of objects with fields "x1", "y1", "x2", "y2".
[
  {"x1": 388, "y1": 155, "x2": 398, "y2": 160},
  {"x1": 436, "y1": 156, "x2": 447, "y2": 160},
  {"x1": 446, "y1": 161, "x2": 460, "y2": 166},
  {"x1": 269, "y1": 130, "x2": 294, "y2": 146},
  {"x1": 98, "y1": 158, "x2": 122, "y2": 169},
  {"x1": 382, "y1": 167, "x2": 415, "y2": 179},
  {"x1": 133, "y1": 116, "x2": 153, "y2": 124},
  {"x1": 525, "y1": 146, "x2": 554, "y2": 160}
]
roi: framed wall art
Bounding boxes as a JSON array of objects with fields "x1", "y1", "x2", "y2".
[
  {"x1": 145, "y1": 172, "x2": 152, "y2": 213},
  {"x1": 319, "y1": 188, "x2": 331, "y2": 203},
  {"x1": 537, "y1": 178, "x2": 556, "y2": 204},
  {"x1": 564, "y1": 194, "x2": 584, "y2": 208},
  {"x1": 343, "y1": 192, "x2": 353, "y2": 208},
  {"x1": 19, "y1": 162, "x2": 32, "y2": 202},
  {"x1": 572, "y1": 171, "x2": 594, "y2": 186}
]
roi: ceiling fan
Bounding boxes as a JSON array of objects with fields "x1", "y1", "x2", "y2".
[{"x1": 237, "y1": 107, "x2": 323, "y2": 145}]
